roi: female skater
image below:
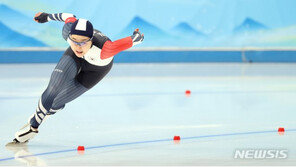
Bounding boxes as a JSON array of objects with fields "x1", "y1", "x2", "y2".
[{"x1": 7, "y1": 12, "x2": 144, "y2": 145}]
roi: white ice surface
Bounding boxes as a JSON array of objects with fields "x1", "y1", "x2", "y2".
[{"x1": 0, "y1": 63, "x2": 295, "y2": 165}]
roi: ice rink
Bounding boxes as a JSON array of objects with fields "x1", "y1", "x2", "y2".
[{"x1": 0, "y1": 63, "x2": 295, "y2": 166}]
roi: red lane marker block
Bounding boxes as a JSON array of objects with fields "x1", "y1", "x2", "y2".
[
  {"x1": 185, "y1": 90, "x2": 191, "y2": 97},
  {"x1": 77, "y1": 146, "x2": 85, "y2": 151},
  {"x1": 174, "y1": 136, "x2": 181, "y2": 140},
  {"x1": 278, "y1": 127, "x2": 285, "y2": 132},
  {"x1": 185, "y1": 90, "x2": 191, "y2": 95}
]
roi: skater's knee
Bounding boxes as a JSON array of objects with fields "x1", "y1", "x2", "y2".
[{"x1": 47, "y1": 104, "x2": 65, "y2": 115}]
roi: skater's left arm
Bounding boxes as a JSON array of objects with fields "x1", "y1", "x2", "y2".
[
  {"x1": 100, "y1": 29, "x2": 144, "y2": 60},
  {"x1": 34, "y1": 12, "x2": 77, "y2": 41},
  {"x1": 34, "y1": 12, "x2": 76, "y2": 23}
]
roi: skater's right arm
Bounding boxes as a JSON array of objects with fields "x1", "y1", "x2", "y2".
[
  {"x1": 34, "y1": 12, "x2": 77, "y2": 41},
  {"x1": 34, "y1": 12, "x2": 76, "y2": 23}
]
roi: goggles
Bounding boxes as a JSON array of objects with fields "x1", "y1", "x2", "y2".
[{"x1": 68, "y1": 35, "x2": 93, "y2": 46}]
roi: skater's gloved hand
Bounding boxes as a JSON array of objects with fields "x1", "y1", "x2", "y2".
[
  {"x1": 131, "y1": 28, "x2": 144, "y2": 46},
  {"x1": 34, "y1": 12, "x2": 49, "y2": 23}
]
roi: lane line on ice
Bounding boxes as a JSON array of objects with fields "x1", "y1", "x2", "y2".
[
  {"x1": 1, "y1": 89, "x2": 296, "y2": 100},
  {"x1": 1, "y1": 129, "x2": 296, "y2": 162}
]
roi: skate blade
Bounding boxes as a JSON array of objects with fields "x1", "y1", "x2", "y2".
[{"x1": 5, "y1": 140, "x2": 28, "y2": 148}]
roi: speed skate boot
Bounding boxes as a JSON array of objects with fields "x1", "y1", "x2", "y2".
[
  {"x1": 6, "y1": 123, "x2": 38, "y2": 146},
  {"x1": 6, "y1": 98, "x2": 55, "y2": 146}
]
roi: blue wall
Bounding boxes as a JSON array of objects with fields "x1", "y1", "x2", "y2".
[{"x1": 0, "y1": 50, "x2": 296, "y2": 63}]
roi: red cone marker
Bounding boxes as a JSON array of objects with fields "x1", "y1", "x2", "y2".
[
  {"x1": 77, "y1": 146, "x2": 85, "y2": 151},
  {"x1": 185, "y1": 90, "x2": 191, "y2": 97},
  {"x1": 278, "y1": 127, "x2": 285, "y2": 132},
  {"x1": 174, "y1": 136, "x2": 181, "y2": 140}
]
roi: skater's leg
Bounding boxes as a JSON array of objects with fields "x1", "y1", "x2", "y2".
[
  {"x1": 46, "y1": 61, "x2": 114, "y2": 115},
  {"x1": 12, "y1": 59, "x2": 112, "y2": 143},
  {"x1": 48, "y1": 61, "x2": 114, "y2": 113},
  {"x1": 48, "y1": 80, "x2": 89, "y2": 114},
  {"x1": 30, "y1": 55, "x2": 79, "y2": 128}
]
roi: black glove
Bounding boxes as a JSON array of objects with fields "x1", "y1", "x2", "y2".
[
  {"x1": 34, "y1": 13, "x2": 49, "y2": 23},
  {"x1": 131, "y1": 28, "x2": 144, "y2": 46}
]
